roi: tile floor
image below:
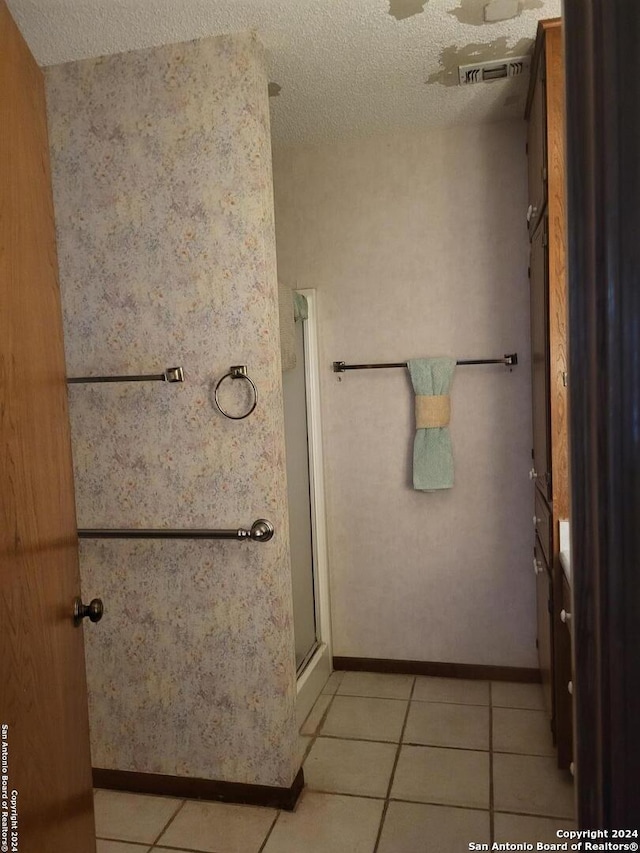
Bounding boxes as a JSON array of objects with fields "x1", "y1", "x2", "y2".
[{"x1": 94, "y1": 672, "x2": 576, "y2": 853}]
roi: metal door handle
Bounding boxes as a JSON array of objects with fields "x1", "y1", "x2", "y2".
[
  {"x1": 73, "y1": 597, "x2": 104, "y2": 626},
  {"x1": 529, "y1": 468, "x2": 538, "y2": 480}
]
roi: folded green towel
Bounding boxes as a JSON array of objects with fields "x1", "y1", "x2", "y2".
[
  {"x1": 407, "y1": 357, "x2": 456, "y2": 491},
  {"x1": 294, "y1": 292, "x2": 308, "y2": 322}
]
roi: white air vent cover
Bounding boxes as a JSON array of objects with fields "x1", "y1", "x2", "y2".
[{"x1": 458, "y1": 55, "x2": 530, "y2": 85}]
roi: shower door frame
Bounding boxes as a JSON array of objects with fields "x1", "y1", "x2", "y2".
[{"x1": 293, "y1": 289, "x2": 333, "y2": 727}]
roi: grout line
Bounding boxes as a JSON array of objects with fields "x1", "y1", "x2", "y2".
[
  {"x1": 306, "y1": 690, "x2": 338, "y2": 744},
  {"x1": 299, "y1": 692, "x2": 332, "y2": 733},
  {"x1": 315, "y1": 730, "x2": 554, "y2": 758},
  {"x1": 257, "y1": 808, "x2": 281, "y2": 853},
  {"x1": 401, "y1": 740, "x2": 489, "y2": 752},
  {"x1": 153, "y1": 845, "x2": 235, "y2": 853},
  {"x1": 372, "y1": 676, "x2": 416, "y2": 853},
  {"x1": 492, "y1": 807, "x2": 576, "y2": 819},
  {"x1": 312, "y1": 733, "x2": 404, "y2": 746},
  {"x1": 296, "y1": 688, "x2": 340, "y2": 778},
  {"x1": 489, "y1": 681, "x2": 495, "y2": 845},
  {"x1": 387, "y1": 798, "x2": 489, "y2": 812},
  {"x1": 300, "y1": 788, "x2": 387, "y2": 802},
  {"x1": 492, "y1": 748, "x2": 557, "y2": 757},
  {"x1": 492, "y1": 705, "x2": 545, "y2": 711},
  {"x1": 410, "y1": 698, "x2": 490, "y2": 708},
  {"x1": 332, "y1": 694, "x2": 412, "y2": 704},
  {"x1": 151, "y1": 798, "x2": 187, "y2": 847},
  {"x1": 372, "y1": 800, "x2": 391, "y2": 852}
]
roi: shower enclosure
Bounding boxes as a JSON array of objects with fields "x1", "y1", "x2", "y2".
[{"x1": 281, "y1": 290, "x2": 331, "y2": 722}]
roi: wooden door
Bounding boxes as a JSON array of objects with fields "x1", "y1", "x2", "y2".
[
  {"x1": 530, "y1": 215, "x2": 551, "y2": 501},
  {"x1": 0, "y1": 4, "x2": 96, "y2": 851}
]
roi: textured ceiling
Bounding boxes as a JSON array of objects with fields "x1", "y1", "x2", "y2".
[{"x1": 8, "y1": 0, "x2": 561, "y2": 146}]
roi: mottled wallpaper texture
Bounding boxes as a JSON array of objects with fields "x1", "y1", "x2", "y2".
[{"x1": 45, "y1": 33, "x2": 298, "y2": 787}]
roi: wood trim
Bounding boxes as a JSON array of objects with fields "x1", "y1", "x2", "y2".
[
  {"x1": 333, "y1": 657, "x2": 540, "y2": 683},
  {"x1": 543, "y1": 22, "x2": 573, "y2": 773},
  {"x1": 545, "y1": 25, "x2": 569, "y2": 526},
  {"x1": 92, "y1": 767, "x2": 305, "y2": 812},
  {"x1": 525, "y1": 18, "x2": 562, "y2": 118}
]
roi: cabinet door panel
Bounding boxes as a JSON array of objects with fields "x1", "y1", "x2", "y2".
[
  {"x1": 527, "y1": 53, "x2": 547, "y2": 238},
  {"x1": 535, "y1": 539, "x2": 554, "y2": 723},
  {"x1": 535, "y1": 488, "x2": 552, "y2": 566},
  {"x1": 554, "y1": 573, "x2": 573, "y2": 770},
  {"x1": 530, "y1": 216, "x2": 552, "y2": 500}
]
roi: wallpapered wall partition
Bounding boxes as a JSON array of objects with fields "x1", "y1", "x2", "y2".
[{"x1": 45, "y1": 33, "x2": 298, "y2": 787}]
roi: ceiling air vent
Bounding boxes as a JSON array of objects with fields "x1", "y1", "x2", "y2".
[{"x1": 458, "y1": 55, "x2": 530, "y2": 85}]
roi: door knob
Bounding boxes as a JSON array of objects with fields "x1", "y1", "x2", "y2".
[
  {"x1": 529, "y1": 468, "x2": 538, "y2": 480},
  {"x1": 73, "y1": 597, "x2": 104, "y2": 626}
]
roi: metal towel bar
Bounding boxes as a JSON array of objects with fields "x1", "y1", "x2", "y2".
[
  {"x1": 68, "y1": 366, "x2": 184, "y2": 384},
  {"x1": 77, "y1": 519, "x2": 274, "y2": 542},
  {"x1": 332, "y1": 354, "x2": 518, "y2": 372}
]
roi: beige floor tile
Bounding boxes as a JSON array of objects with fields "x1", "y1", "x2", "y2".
[
  {"x1": 492, "y1": 682, "x2": 545, "y2": 710},
  {"x1": 493, "y1": 707, "x2": 555, "y2": 756},
  {"x1": 377, "y1": 801, "x2": 490, "y2": 853},
  {"x1": 404, "y1": 701, "x2": 489, "y2": 750},
  {"x1": 493, "y1": 754, "x2": 575, "y2": 818},
  {"x1": 337, "y1": 671, "x2": 415, "y2": 700},
  {"x1": 94, "y1": 790, "x2": 183, "y2": 844},
  {"x1": 304, "y1": 736, "x2": 397, "y2": 797},
  {"x1": 391, "y1": 745, "x2": 490, "y2": 809},
  {"x1": 300, "y1": 693, "x2": 332, "y2": 735},
  {"x1": 297, "y1": 734, "x2": 312, "y2": 765},
  {"x1": 320, "y1": 695, "x2": 407, "y2": 742},
  {"x1": 96, "y1": 842, "x2": 150, "y2": 853},
  {"x1": 262, "y1": 791, "x2": 384, "y2": 853},
  {"x1": 321, "y1": 671, "x2": 344, "y2": 694},
  {"x1": 157, "y1": 800, "x2": 276, "y2": 853},
  {"x1": 494, "y1": 813, "x2": 577, "y2": 844},
  {"x1": 413, "y1": 677, "x2": 490, "y2": 706}
]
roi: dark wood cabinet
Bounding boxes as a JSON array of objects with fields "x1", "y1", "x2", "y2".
[
  {"x1": 555, "y1": 573, "x2": 574, "y2": 770},
  {"x1": 530, "y1": 219, "x2": 551, "y2": 501},
  {"x1": 526, "y1": 18, "x2": 572, "y2": 771},
  {"x1": 527, "y1": 54, "x2": 547, "y2": 238},
  {"x1": 535, "y1": 539, "x2": 554, "y2": 720}
]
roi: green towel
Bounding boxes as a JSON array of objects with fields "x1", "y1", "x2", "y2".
[
  {"x1": 293, "y1": 292, "x2": 308, "y2": 322},
  {"x1": 407, "y1": 357, "x2": 456, "y2": 491}
]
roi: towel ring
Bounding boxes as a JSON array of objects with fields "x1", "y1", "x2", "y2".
[{"x1": 214, "y1": 365, "x2": 258, "y2": 420}]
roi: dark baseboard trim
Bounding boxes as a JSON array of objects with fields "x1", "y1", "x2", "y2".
[
  {"x1": 92, "y1": 766, "x2": 304, "y2": 812},
  {"x1": 333, "y1": 656, "x2": 541, "y2": 683}
]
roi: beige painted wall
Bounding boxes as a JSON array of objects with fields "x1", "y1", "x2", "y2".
[
  {"x1": 273, "y1": 121, "x2": 537, "y2": 668},
  {"x1": 46, "y1": 33, "x2": 298, "y2": 787}
]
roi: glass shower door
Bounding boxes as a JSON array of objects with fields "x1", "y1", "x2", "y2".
[{"x1": 282, "y1": 319, "x2": 318, "y2": 672}]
